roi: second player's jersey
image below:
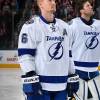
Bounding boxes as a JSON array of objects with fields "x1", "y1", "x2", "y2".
[
  {"x1": 18, "y1": 16, "x2": 74, "y2": 91},
  {"x1": 70, "y1": 17, "x2": 100, "y2": 72}
]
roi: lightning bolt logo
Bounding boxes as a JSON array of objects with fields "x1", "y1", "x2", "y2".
[
  {"x1": 48, "y1": 29, "x2": 66, "y2": 61},
  {"x1": 48, "y1": 42, "x2": 63, "y2": 61},
  {"x1": 85, "y1": 35, "x2": 99, "y2": 49},
  {"x1": 88, "y1": 36, "x2": 96, "y2": 48},
  {"x1": 50, "y1": 42, "x2": 61, "y2": 61}
]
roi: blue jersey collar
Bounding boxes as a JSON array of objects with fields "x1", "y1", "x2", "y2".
[
  {"x1": 80, "y1": 17, "x2": 94, "y2": 25},
  {"x1": 40, "y1": 15, "x2": 56, "y2": 24}
]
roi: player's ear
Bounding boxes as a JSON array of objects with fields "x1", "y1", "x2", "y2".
[{"x1": 80, "y1": 9, "x2": 83, "y2": 15}]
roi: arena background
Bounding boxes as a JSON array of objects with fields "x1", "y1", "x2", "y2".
[{"x1": 0, "y1": 0, "x2": 100, "y2": 68}]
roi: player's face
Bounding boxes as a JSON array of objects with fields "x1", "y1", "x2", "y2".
[
  {"x1": 39, "y1": 0, "x2": 56, "y2": 14},
  {"x1": 81, "y1": 1, "x2": 94, "y2": 17}
]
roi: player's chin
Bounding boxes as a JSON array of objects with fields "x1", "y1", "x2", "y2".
[
  {"x1": 91, "y1": 11, "x2": 94, "y2": 15},
  {"x1": 89, "y1": 12, "x2": 94, "y2": 16},
  {"x1": 90, "y1": 10, "x2": 94, "y2": 15},
  {"x1": 87, "y1": 11, "x2": 94, "y2": 17}
]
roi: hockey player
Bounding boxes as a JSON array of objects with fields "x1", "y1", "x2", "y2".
[
  {"x1": 69, "y1": 0, "x2": 100, "y2": 100},
  {"x1": 18, "y1": 0, "x2": 79, "y2": 100}
]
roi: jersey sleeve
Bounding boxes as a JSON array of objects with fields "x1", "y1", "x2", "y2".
[
  {"x1": 18, "y1": 23, "x2": 37, "y2": 75},
  {"x1": 63, "y1": 22, "x2": 75, "y2": 74},
  {"x1": 67, "y1": 24, "x2": 75, "y2": 74}
]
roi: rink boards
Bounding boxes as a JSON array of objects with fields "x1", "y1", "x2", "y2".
[
  {"x1": 0, "y1": 50, "x2": 20, "y2": 68},
  {"x1": 0, "y1": 64, "x2": 20, "y2": 68},
  {"x1": 0, "y1": 50, "x2": 94, "y2": 100}
]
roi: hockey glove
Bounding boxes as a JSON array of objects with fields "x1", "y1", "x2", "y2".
[
  {"x1": 67, "y1": 74, "x2": 79, "y2": 97},
  {"x1": 21, "y1": 71, "x2": 42, "y2": 95}
]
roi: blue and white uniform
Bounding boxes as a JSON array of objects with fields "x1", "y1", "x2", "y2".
[
  {"x1": 18, "y1": 16, "x2": 74, "y2": 92},
  {"x1": 70, "y1": 17, "x2": 100, "y2": 79},
  {"x1": 69, "y1": 17, "x2": 100, "y2": 100}
]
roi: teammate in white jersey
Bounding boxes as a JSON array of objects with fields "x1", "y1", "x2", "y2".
[
  {"x1": 18, "y1": 0, "x2": 79, "y2": 100},
  {"x1": 69, "y1": 0, "x2": 100, "y2": 100}
]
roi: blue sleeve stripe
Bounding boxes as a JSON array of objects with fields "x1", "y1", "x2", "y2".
[
  {"x1": 18, "y1": 48, "x2": 36, "y2": 56},
  {"x1": 39, "y1": 76, "x2": 68, "y2": 83},
  {"x1": 69, "y1": 50, "x2": 72, "y2": 57},
  {"x1": 74, "y1": 61, "x2": 98, "y2": 67}
]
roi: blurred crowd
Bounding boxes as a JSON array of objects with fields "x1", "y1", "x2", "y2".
[{"x1": 0, "y1": 0, "x2": 100, "y2": 49}]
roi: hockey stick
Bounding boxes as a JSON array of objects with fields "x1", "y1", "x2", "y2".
[
  {"x1": 74, "y1": 93, "x2": 81, "y2": 100},
  {"x1": 69, "y1": 93, "x2": 81, "y2": 100}
]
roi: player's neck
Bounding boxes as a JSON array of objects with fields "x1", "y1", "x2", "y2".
[
  {"x1": 41, "y1": 12, "x2": 55, "y2": 22},
  {"x1": 81, "y1": 15, "x2": 91, "y2": 21}
]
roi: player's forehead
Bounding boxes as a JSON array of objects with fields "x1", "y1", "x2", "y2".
[
  {"x1": 83, "y1": 1, "x2": 91, "y2": 7},
  {"x1": 77, "y1": 0, "x2": 92, "y2": 10},
  {"x1": 82, "y1": 0, "x2": 92, "y2": 7}
]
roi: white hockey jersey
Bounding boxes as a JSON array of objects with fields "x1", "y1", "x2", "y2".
[
  {"x1": 18, "y1": 16, "x2": 74, "y2": 91},
  {"x1": 70, "y1": 17, "x2": 100, "y2": 72}
]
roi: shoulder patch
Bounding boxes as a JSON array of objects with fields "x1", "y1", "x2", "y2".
[{"x1": 25, "y1": 19, "x2": 34, "y2": 24}]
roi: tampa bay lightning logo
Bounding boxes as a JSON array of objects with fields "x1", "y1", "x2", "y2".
[
  {"x1": 85, "y1": 35, "x2": 99, "y2": 49},
  {"x1": 48, "y1": 42, "x2": 63, "y2": 61}
]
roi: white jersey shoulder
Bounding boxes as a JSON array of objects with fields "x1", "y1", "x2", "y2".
[{"x1": 69, "y1": 17, "x2": 100, "y2": 72}]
